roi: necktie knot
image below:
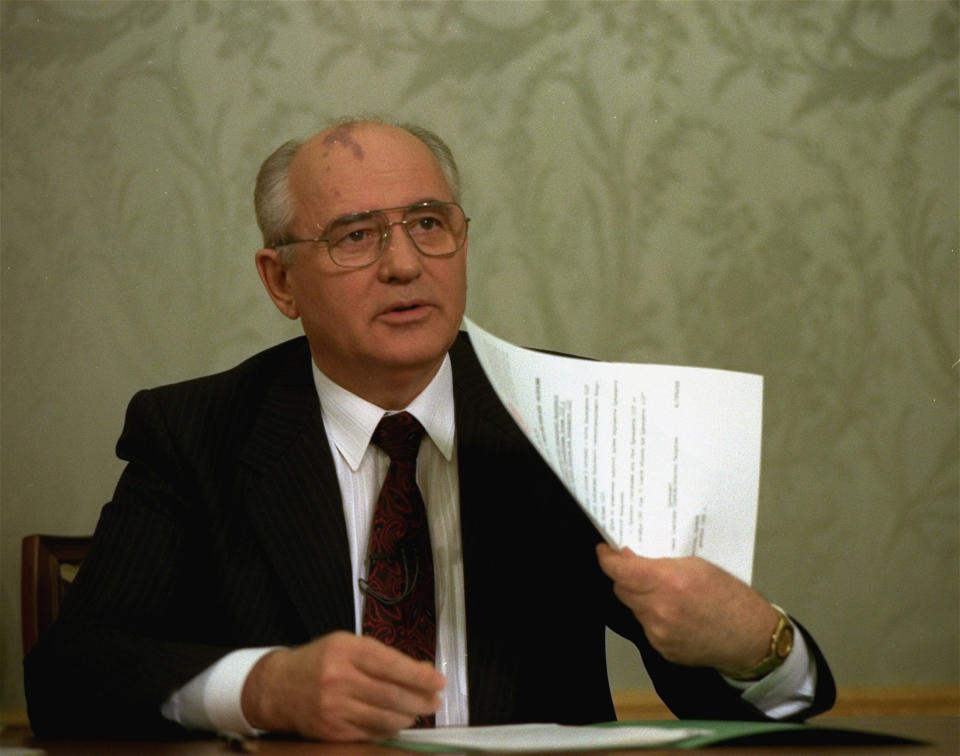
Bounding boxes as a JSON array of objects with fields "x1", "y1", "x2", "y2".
[{"x1": 373, "y1": 412, "x2": 425, "y2": 463}]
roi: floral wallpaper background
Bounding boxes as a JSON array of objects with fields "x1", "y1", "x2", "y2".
[{"x1": 2, "y1": 0, "x2": 957, "y2": 709}]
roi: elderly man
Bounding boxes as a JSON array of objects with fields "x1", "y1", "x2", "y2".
[{"x1": 25, "y1": 119, "x2": 834, "y2": 742}]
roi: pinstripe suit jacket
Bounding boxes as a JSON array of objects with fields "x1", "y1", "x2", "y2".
[{"x1": 24, "y1": 333, "x2": 835, "y2": 739}]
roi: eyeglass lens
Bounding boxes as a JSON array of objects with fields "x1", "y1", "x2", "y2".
[{"x1": 327, "y1": 203, "x2": 466, "y2": 267}]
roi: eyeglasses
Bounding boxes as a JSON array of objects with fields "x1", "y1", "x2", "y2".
[{"x1": 276, "y1": 201, "x2": 469, "y2": 268}]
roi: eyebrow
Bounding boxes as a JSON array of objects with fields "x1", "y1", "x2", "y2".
[
  {"x1": 334, "y1": 210, "x2": 378, "y2": 224},
  {"x1": 330, "y1": 199, "x2": 448, "y2": 225}
]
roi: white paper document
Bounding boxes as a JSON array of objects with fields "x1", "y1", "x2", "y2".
[
  {"x1": 464, "y1": 318, "x2": 763, "y2": 584},
  {"x1": 393, "y1": 722, "x2": 711, "y2": 752}
]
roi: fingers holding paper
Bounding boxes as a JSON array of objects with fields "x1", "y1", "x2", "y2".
[{"x1": 596, "y1": 544, "x2": 779, "y2": 676}]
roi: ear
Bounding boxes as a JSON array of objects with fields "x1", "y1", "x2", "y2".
[{"x1": 255, "y1": 247, "x2": 300, "y2": 320}]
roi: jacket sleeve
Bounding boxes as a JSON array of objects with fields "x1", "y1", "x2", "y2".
[{"x1": 24, "y1": 389, "x2": 235, "y2": 739}]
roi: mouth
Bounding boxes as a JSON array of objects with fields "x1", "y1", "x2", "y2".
[
  {"x1": 383, "y1": 299, "x2": 425, "y2": 313},
  {"x1": 378, "y1": 300, "x2": 434, "y2": 322}
]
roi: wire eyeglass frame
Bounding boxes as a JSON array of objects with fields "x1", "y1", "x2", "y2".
[{"x1": 275, "y1": 201, "x2": 469, "y2": 269}]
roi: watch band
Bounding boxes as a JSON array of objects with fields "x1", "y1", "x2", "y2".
[{"x1": 726, "y1": 605, "x2": 795, "y2": 681}]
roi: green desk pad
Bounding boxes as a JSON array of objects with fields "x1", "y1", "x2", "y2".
[{"x1": 383, "y1": 718, "x2": 925, "y2": 752}]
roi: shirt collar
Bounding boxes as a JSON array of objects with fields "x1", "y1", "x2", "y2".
[{"x1": 311, "y1": 356, "x2": 456, "y2": 471}]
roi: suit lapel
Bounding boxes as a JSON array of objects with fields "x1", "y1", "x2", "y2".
[
  {"x1": 451, "y1": 333, "x2": 527, "y2": 725},
  {"x1": 237, "y1": 339, "x2": 354, "y2": 638}
]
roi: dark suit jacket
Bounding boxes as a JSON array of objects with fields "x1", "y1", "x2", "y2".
[{"x1": 25, "y1": 333, "x2": 835, "y2": 738}]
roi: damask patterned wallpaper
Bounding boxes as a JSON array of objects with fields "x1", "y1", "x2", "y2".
[{"x1": 2, "y1": 1, "x2": 957, "y2": 709}]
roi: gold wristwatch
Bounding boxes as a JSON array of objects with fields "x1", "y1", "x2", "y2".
[{"x1": 728, "y1": 606, "x2": 794, "y2": 681}]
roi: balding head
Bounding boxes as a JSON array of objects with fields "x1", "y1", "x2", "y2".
[{"x1": 254, "y1": 118, "x2": 461, "y2": 254}]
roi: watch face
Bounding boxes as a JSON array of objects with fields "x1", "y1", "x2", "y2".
[{"x1": 776, "y1": 624, "x2": 795, "y2": 658}]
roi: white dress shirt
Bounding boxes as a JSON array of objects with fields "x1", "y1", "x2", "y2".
[
  {"x1": 311, "y1": 355, "x2": 469, "y2": 726},
  {"x1": 161, "y1": 354, "x2": 815, "y2": 734}
]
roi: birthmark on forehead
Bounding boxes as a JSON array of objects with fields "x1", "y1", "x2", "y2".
[{"x1": 322, "y1": 124, "x2": 364, "y2": 161}]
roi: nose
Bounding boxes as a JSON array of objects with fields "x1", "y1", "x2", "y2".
[{"x1": 376, "y1": 219, "x2": 423, "y2": 282}]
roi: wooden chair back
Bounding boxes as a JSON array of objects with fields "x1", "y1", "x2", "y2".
[{"x1": 21, "y1": 534, "x2": 92, "y2": 655}]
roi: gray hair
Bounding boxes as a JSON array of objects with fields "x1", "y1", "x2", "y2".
[
  {"x1": 254, "y1": 138, "x2": 302, "y2": 252},
  {"x1": 253, "y1": 117, "x2": 462, "y2": 261}
]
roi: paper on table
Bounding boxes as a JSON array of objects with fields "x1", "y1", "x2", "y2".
[
  {"x1": 391, "y1": 723, "x2": 711, "y2": 752},
  {"x1": 463, "y1": 317, "x2": 763, "y2": 584},
  {"x1": 389, "y1": 719, "x2": 929, "y2": 752}
]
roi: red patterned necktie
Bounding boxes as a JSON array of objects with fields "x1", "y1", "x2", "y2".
[{"x1": 361, "y1": 412, "x2": 437, "y2": 726}]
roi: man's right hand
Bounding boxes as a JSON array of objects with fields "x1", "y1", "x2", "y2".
[{"x1": 240, "y1": 631, "x2": 445, "y2": 741}]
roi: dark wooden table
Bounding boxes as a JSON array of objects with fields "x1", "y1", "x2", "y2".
[{"x1": 1, "y1": 716, "x2": 956, "y2": 754}]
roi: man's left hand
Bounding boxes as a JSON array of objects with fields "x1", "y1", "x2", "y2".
[{"x1": 596, "y1": 544, "x2": 779, "y2": 676}]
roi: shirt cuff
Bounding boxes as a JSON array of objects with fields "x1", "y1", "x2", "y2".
[
  {"x1": 722, "y1": 621, "x2": 817, "y2": 719},
  {"x1": 161, "y1": 647, "x2": 279, "y2": 736}
]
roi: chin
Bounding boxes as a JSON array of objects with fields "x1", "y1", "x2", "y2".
[{"x1": 376, "y1": 328, "x2": 457, "y2": 371}]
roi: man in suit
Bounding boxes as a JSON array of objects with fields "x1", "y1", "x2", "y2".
[{"x1": 24, "y1": 118, "x2": 834, "y2": 741}]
